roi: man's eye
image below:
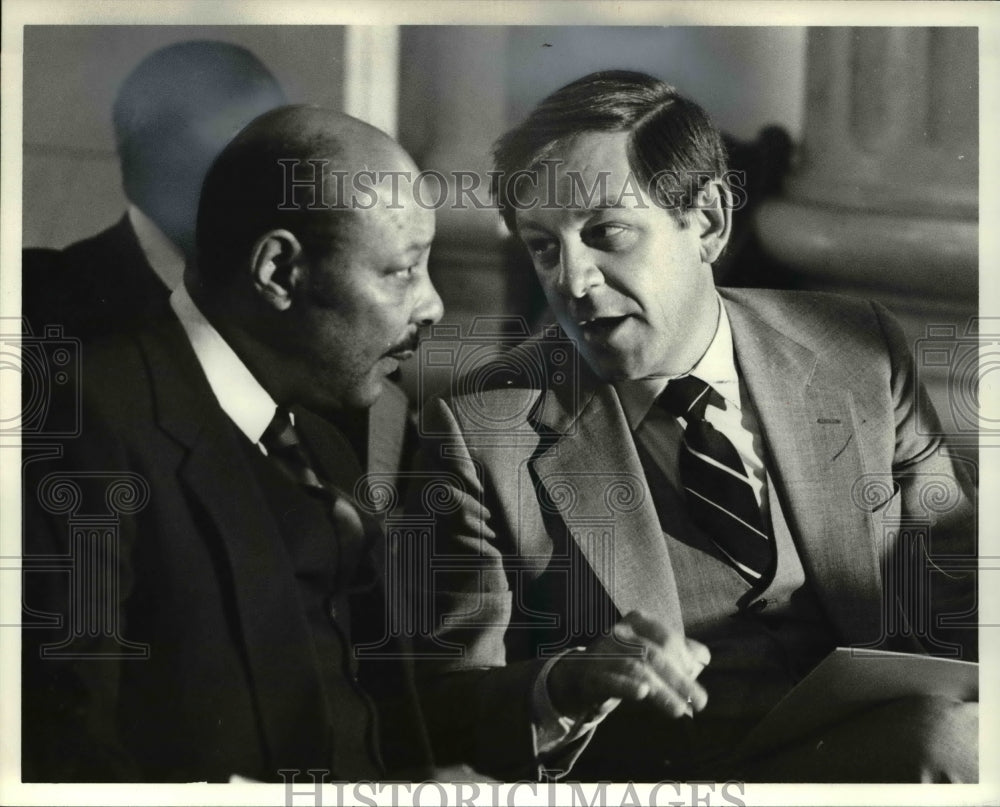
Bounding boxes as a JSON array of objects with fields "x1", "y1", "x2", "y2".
[
  {"x1": 525, "y1": 239, "x2": 558, "y2": 264},
  {"x1": 586, "y1": 223, "x2": 629, "y2": 245},
  {"x1": 390, "y1": 265, "x2": 416, "y2": 278}
]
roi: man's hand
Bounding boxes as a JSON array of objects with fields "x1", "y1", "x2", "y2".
[{"x1": 547, "y1": 611, "x2": 710, "y2": 722}]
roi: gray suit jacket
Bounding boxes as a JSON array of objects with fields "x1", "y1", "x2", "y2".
[{"x1": 408, "y1": 288, "x2": 977, "y2": 779}]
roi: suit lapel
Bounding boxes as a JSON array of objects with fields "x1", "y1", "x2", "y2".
[
  {"x1": 530, "y1": 365, "x2": 684, "y2": 632},
  {"x1": 139, "y1": 322, "x2": 330, "y2": 769},
  {"x1": 367, "y1": 381, "x2": 409, "y2": 479},
  {"x1": 722, "y1": 292, "x2": 883, "y2": 643},
  {"x1": 296, "y1": 406, "x2": 365, "y2": 494},
  {"x1": 295, "y1": 406, "x2": 381, "y2": 587}
]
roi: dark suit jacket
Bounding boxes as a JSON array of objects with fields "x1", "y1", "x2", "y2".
[
  {"x1": 21, "y1": 316, "x2": 431, "y2": 782},
  {"x1": 22, "y1": 216, "x2": 172, "y2": 342},
  {"x1": 409, "y1": 288, "x2": 977, "y2": 780}
]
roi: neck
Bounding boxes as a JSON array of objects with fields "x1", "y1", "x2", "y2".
[
  {"x1": 127, "y1": 204, "x2": 189, "y2": 289},
  {"x1": 679, "y1": 294, "x2": 722, "y2": 377},
  {"x1": 188, "y1": 278, "x2": 299, "y2": 408}
]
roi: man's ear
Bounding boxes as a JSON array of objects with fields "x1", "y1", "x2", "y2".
[
  {"x1": 690, "y1": 179, "x2": 733, "y2": 265},
  {"x1": 249, "y1": 229, "x2": 305, "y2": 312}
]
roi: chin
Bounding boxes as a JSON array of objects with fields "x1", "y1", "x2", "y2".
[
  {"x1": 306, "y1": 378, "x2": 383, "y2": 415},
  {"x1": 579, "y1": 345, "x2": 639, "y2": 382},
  {"x1": 345, "y1": 376, "x2": 386, "y2": 412}
]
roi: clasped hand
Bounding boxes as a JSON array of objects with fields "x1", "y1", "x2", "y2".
[{"x1": 547, "y1": 610, "x2": 710, "y2": 722}]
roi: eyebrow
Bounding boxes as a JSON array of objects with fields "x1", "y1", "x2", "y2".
[{"x1": 517, "y1": 198, "x2": 629, "y2": 231}]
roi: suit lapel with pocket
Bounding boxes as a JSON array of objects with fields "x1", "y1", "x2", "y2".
[{"x1": 722, "y1": 291, "x2": 885, "y2": 645}]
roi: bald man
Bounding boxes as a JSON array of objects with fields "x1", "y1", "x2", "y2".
[
  {"x1": 23, "y1": 40, "x2": 287, "y2": 341},
  {"x1": 22, "y1": 106, "x2": 444, "y2": 782}
]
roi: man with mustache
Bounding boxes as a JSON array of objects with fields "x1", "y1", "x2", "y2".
[
  {"x1": 22, "y1": 39, "x2": 407, "y2": 481},
  {"x1": 411, "y1": 72, "x2": 977, "y2": 782},
  {"x1": 22, "y1": 105, "x2": 444, "y2": 782}
]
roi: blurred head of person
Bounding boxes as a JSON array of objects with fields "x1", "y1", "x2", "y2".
[{"x1": 113, "y1": 40, "x2": 287, "y2": 257}]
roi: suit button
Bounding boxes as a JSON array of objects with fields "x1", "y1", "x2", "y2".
[{"x1": 326, "y1": 598, "x2": 338, "y2": 621}]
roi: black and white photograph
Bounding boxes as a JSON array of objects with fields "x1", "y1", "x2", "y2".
[{"x1": 1, "y1": 2, "x2": 997, "y2": 805}]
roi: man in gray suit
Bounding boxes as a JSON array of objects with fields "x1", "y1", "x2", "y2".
[{"x1": 410, "y1": 72, "x2": 977, "y2": 783}]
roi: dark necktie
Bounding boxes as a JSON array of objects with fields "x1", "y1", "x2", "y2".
[
  {"x1": 659, "y1": 375, "x2": 774, "y2": 585},
  {"x1": 259, "y1": 406, "x2": 365, "y2": 544}
]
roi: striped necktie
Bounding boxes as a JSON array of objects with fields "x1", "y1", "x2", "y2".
[
  {"x1": 260, "y1": 406, "x2": 365, "y2": 543},
  {"x1": 659, "y1": 376, "x2": 774, "y2": 585}
]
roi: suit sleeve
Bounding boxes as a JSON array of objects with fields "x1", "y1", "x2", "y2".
[
  {"x1": 402, "y1": 396, "x2": 560, "y2": 780},
  {"x1": 873, "y1": 301, "x2": 977, "y2": 661}
]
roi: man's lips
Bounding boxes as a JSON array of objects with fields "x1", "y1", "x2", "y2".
[
  {"x1": 384, "y1": 336, "x2": 420, "y2": 362},
  {"x1": 576, "y1": 314, "x2": 631, "y2": 333}
]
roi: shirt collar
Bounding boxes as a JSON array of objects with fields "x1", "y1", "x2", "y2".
[
  {"x1": 615, "y1": 293, "x2": 742, "y2": 431},
  {"x1": 127, "y1": 204, "x2": 186, "y2": 292},
  {"x1": 170, "y1": 283, "x2": 277, "y2": 443}
]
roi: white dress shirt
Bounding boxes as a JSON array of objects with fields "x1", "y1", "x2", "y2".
[
  {"x1": 616, "y1": 294, "x2": 770, "y2": 515},
  {"x1": 128, "y1": 204, "x2": 186, "y2": 293},
  {"x1": 170, "y1": 282, "x2": 278, "y2": 445}
]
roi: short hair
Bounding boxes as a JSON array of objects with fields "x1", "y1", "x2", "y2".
[
  {"x1": 112, "y1": 41, "x2": 284, "y2": 188},
  {"x1": 491, "y1": 70, "x2": 728, "y2": 232},
  {"x1": 194, "y1": 106, "x2": 347, "y2": 292}
]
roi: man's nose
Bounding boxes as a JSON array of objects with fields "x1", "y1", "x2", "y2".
[
  {"x1": 556, "y1": 244, "x2": 603, "y2": 299},
  {"x1": 412, "y1": 271, "x2": 445, "y2": 327}
]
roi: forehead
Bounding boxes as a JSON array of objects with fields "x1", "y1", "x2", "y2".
[
  {"x1": 549, "y1": 130, "x2": 633, "y2": 179},
  {"x1": 339, "y1": 196, "x2": 435, "y2": 258},
  {"x1": 516, "y1": 130, "x2": 653, "y2": 227}
]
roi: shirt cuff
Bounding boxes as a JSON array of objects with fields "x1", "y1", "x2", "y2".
[{"x1": 531, "y1": 647, "x2": 621, "y2": 757}]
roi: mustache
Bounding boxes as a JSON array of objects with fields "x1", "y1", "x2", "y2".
[{"x1": 386, "y1": 331, "x2": 421, "y2": 355}]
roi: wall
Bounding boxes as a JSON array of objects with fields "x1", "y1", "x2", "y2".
[{"x1": 505, "y1": 26, "x2": 806, "y2": 140}]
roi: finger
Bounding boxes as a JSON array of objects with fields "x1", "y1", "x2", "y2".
[
  {"x1": 581, "y1": 669, "x2": 651, "y2": 705},
  {"x1": 622, "y1": 610, "x2": 672, "y2": 646},
  {"x1": 683, "y1": 678, "x2": 709, "y2": 713},
  {"x1": 600, "y1": 652, "x2": 700, "y2": 720},
  {"x1": 637, "y1": 643, "x2": 708, "y2": 714},
  {"x1": 592, "y1": 637, "x2": 709, "y2": 718},
  {"x1": 548, "y1": 642, "x2": 644, "y2": 716},
  {"x1": 596, "y1": 660, "x2": 684, "y2": 716},
  {"x1": 685, "y1": 637, "x2": 711, "y2": 670},
  {"x1": 640, "y1": 671, "x2": 698, "y2": 719},
  {"x1": 624, "y1": 613, "x2": 701, "y2": 675},
  {"x1": 610, "y1": 621, "x2": 648, "y2": 655},
  {"x1": 639, "y1": 651, "x2": 709, "y2": 714},
  {"x1": 682, "y1": 640, "x2": 710, "y2": 682}
]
